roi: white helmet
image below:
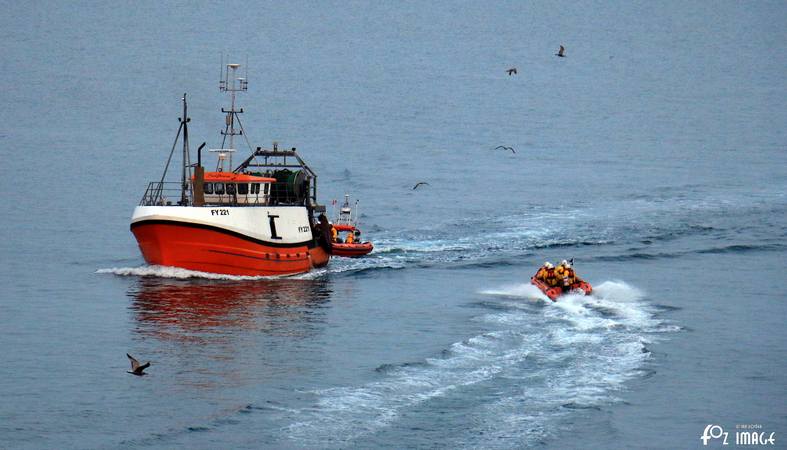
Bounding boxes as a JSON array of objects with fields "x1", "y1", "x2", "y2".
[
  {"x1": 560, "y1": 259, "x2": 568, "y2": 266},
  {"x1": 545, "y1": 262, "x2": 554, "y2": 269}
]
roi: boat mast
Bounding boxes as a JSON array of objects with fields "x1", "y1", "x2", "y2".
[
  {"x1": 155, "y1": 93, "x2": 191, "y2": 205},
  {"x1": 180, "y1": 93, "x2": 191, "y2": 205},
  {"x1": 219, "y1": 59, "x2": 248, "y2": 169}
]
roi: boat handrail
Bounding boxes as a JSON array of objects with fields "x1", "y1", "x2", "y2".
[
  {"x1": 139, "y1": 181, "x2": 186, "y2": 206},
  {"x1": 138, "y1": 179, "x2": 318, "y2": 207}
]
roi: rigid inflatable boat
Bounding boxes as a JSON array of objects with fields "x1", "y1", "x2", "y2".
[{"x1": 530, "y1": 276, "x2": 592, "y2": 301}]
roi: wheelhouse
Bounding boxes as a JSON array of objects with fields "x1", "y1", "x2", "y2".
[
  {"x1": 136, "y1": 62, "x2": 324, "y2": 215},
  {"x1": 197, "y1": 172, "x2": 275, "y2": 205}
]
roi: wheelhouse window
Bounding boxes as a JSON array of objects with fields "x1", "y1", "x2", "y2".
[
  {"x1": 204, "y1": 182, "x2": 214, "y2": 194},
  {"x1": 237, "y1": 183, "x2": 248, "y2": 195},
  {"x1": 251, "y1": 183, "x2": 260, "y2": 194},
  {"x1": 215, "y1": 183, "x2": 225, "y2": 195},
  {"x1": 226, "y1": 183, "x2": 236, "y2": 195}
]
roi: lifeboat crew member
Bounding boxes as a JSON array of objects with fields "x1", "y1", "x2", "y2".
[
  {"x1": 345, "y1": 231, "x2": 355, "y2": 244},
  {"x1": 564, "y1": 265, "x2": 577, "y2": 286},
  {"x1": 535, "y1": 262, "x2": 552, "y2": 281},
  {"x1": 554, "y1": 260, "x2": 566, "y2": 278},
  {"x1": 331, "y1": 225, "x2": 341, "y2": 243},
  {"x1": 555, "y1": 260, "x2": 570, "y2": 289},
  {"x1": 544, "y1": 263, "x2": 557, "y2": 286},
  {"x1": 318, "y1": 214, "x2": 333, "y2": 250},
  {"x1": 566, "y1": 262, "x2": 583, "y2": 286}
]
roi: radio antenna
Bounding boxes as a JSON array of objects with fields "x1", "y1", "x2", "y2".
[
  {"x1": 219, "y1": 59, "x2": 248, "y2": 168},
  {"x1": 218, "y1": 53, "x2": 224, "y2": 89}
]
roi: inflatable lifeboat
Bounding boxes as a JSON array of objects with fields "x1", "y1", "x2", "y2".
[
  {"x1": 530, "y1": 276, "x2": 592, "y2": 301},
  {"x1": 330, "y1": 224, "x2": 373, "y2": 258}
]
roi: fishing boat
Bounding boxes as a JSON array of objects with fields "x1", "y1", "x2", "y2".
[
  {"x1": 130, "y1": 62, "x2": 331, "y2": 276},
  {"x1": 330, "y1": 195, "x2": 373, "y2": 258}
]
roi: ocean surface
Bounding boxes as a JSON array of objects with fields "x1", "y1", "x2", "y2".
[{"x1": 1, "y1": 1, "x2": 786, "y2": 449}]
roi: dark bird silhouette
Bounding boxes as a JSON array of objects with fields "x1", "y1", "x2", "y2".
[
  {"x1": 127, "y1": 353, "x2": 150, "y2": 376},
  {"x1": 556, "y1": 45, "x2": 565, "y2": 57},
  {"x1": 412, "y1": 182, "x2": 430, "y2": 190},
  {"x1": 494, "y1": 145, "x2": 516, "y2": 154},
  {"x1": 506, "y1": 67, "x2": 517, "y2": 76}
]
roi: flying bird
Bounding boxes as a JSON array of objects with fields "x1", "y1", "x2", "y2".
[
  {"x1": 127, "y1": 353, "x2": 151, "y2": 376},
  {"x1": 506, "y1": 67, "x2": 517, "y2": 76},
  {"x1": 412, "y1": 182, "x2": 430, "y2": 190},
  {"x1": 556, "y1": 45, "x2": 565, "y2": 57},
  {"x1": 494, "y1": 145, "x2": 516, "y2": 154}
]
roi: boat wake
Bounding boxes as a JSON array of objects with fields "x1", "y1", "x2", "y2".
[
  {"x1": 102, "y1": 187, "x2": 783, "y2": 281},
  {"x1": 280, "y1": 280, "x2": 678, "y2": 447},
  {"x1": 323, "y1": 190, "x2": 786, "y2": 276},
  {"x1": 479, "y1": 283, "x2": 551, "y2": 301},
  {"x1": 104, "y1": 180, "x2": 784, "y2": 284},
  {"x1": 96, "y1": 265, "x2": 275, "y2": 281}
]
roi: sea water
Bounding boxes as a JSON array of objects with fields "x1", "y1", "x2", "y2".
[{"x1": 0, "y1": 1, "x2": 785, "y2": 448}]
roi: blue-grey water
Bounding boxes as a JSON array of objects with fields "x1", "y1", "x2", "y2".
[{"x1": 1, "y1": 2, "x2": 786, "y2": 449}]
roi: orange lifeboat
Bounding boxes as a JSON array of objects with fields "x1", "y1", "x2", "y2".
[
  {"x1": 329, "y1": 195, "x2": 374, "y2": 258},
  {"x1": 530, "y1": 276, "x2": 592, "y2": 301},
  {"x1": 330, "y1": 224, "x2": 373, "y2": 258}
]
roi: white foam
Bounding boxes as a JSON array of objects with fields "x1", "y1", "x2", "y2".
[
  {"x1": 95, "y1": 265, "x2": 274, "y2": 280},
  {"x1": 282, "y1": 277, "x2": 671, "y2": 445},
  {"x1": 585, "y1": 281, "x2": 659, "y2": 330},
  {"x1": 593, "y1": 280, "x2": 645, "y2": 302},
  {"x1": 395, "y1": 278, "x2": 676, "y2": 446},
  {"x1": 373, "y1": 238, "x2": 471, "y2": 254},
  {"x1": 479, "y1": 283, "x2": 550, "y2": 302},
  {"x1": 285, "y1": 330, "x2": 534, "y2": 444},
  {"x1": 461, "y1": 329, "x2": 651, "y2": 446},
  {"x1": 476, "y1": 312, "x2": 531, "y2": 326},
  {"x1": 550, "y1": 293, "x2": 590, "y2": 316},
  {"x1": 96, "y1": 258, "x2": 411, "y2": 280}
]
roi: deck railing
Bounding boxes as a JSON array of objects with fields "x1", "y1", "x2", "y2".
[
  {"x1": 138, "y1": 181, "x2": 315, "y2": 207},
  {"x1": 139, "y1": 182, "x2": 189, "y2": 206}
]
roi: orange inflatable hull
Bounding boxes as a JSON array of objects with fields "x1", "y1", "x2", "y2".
[
  {"x1": 530, "y1": 276, "x2": 592, "y2": 301},
  {"x1": 331, "y1": 242, "x2": 373, "y2": 258},
  {"x1": 131, "y1": 221, "x2": 329, "y2": 276}
]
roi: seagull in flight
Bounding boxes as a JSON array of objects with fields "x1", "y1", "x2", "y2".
[
  {"x1": 556, "y1": 45, "x2": 566, "y2": 57},
  {"x1": 494, "y1": 145, "x2": 516, "y2": 154},
  {"x1": 412, "y1": 182, "x2": 430, "y2": 190},
  {"x1": 127, "y1": 353, "x2": 151, "y2": 376},
  {"x1": 506, "y1": 67, "x2": 517, "y2": 76}
]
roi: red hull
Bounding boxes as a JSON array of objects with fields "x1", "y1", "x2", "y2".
[
  {"x1": 530, "y1": 276, "x2": 592, "y2": 301},
  {"x1": 331, "y1": 242, "x2": 373, "y2": 258},
  {"x1": 131, "y1": 221, "x2": 329, "y2": 276}
]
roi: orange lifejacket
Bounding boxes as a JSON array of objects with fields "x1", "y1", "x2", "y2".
[
  {"x1": 331, "y1": 226, "x2": 338, "y2": 242},
  {"x1": 555, "y1": 266, "x2": 571, "y2": 286},
  {"x1": 565, "y1": 268, "x2": 577, "y2": 284},
  {"x1": 345, "y1": 233, "x2": 355, "y2": 244},
  {"x1": 544, "y1": 268, "x2": 557, "y2": 286}
]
